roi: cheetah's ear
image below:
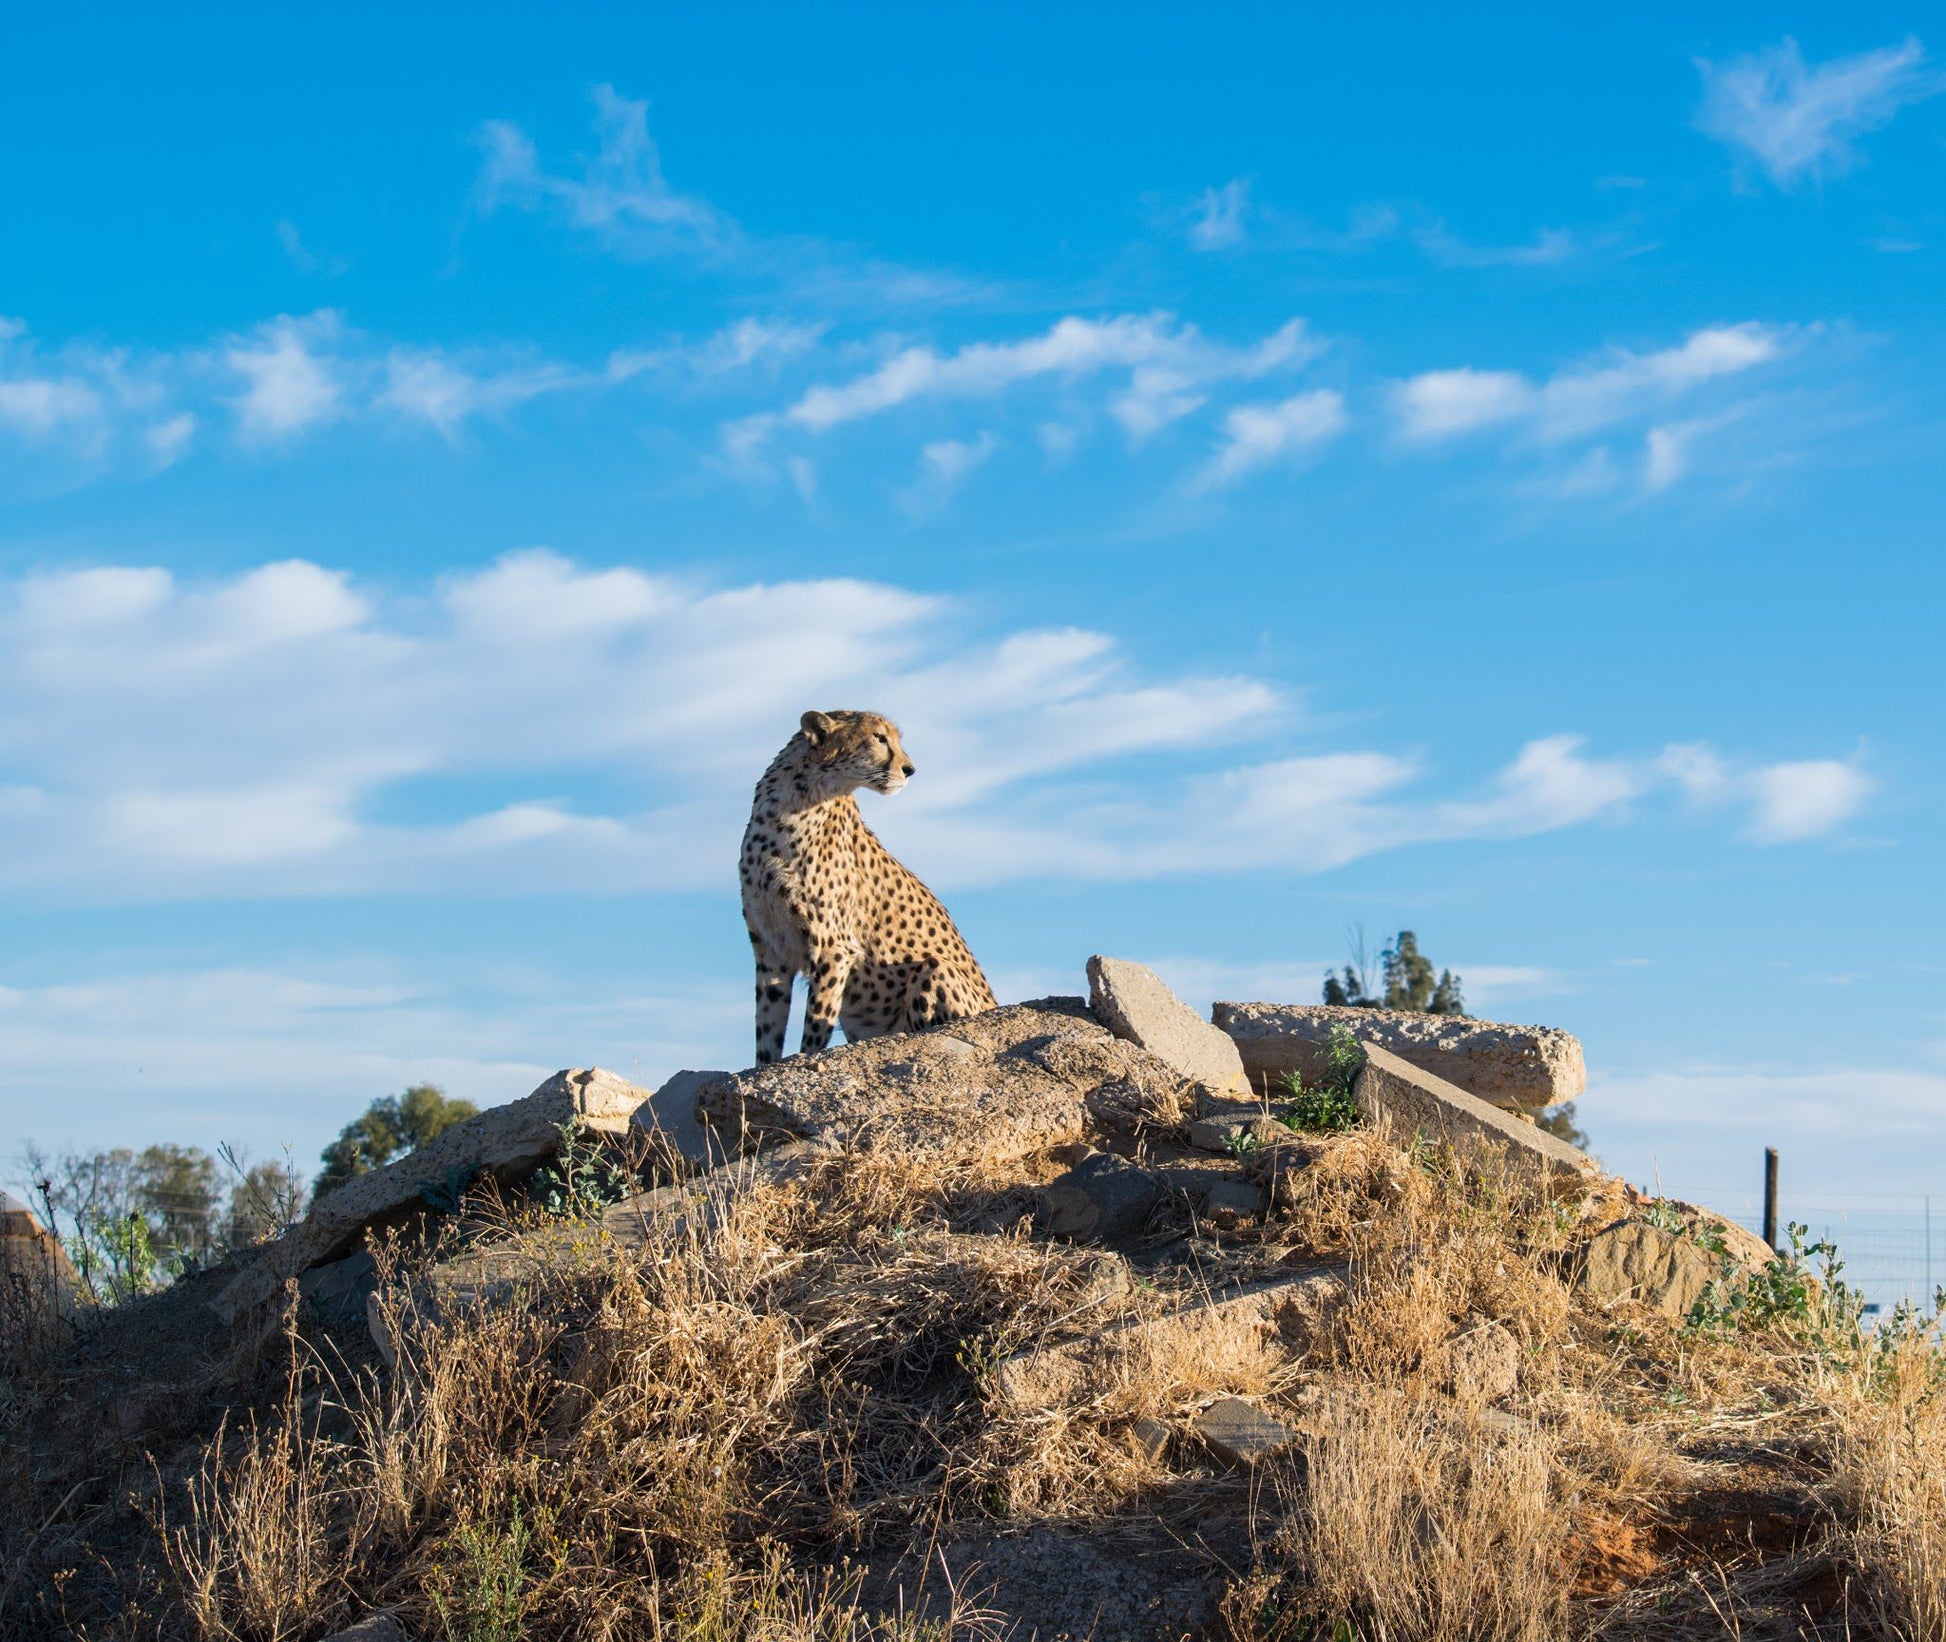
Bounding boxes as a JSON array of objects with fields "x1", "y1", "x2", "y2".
[{"x1": 800, "y1": 710, "x2": 837, "y2": 746}]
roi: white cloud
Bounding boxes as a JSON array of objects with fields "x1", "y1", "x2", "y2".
[
  {"x1": 1661, "y1": 743, "x2": 1871, "y2": 841},
  {"x1": 224, "y1": 312, "x2": 348, "y2": 442},
  {"x1": 0, "y1": 555, "x2": 1862, "y2": 906},
  {"x1": 275, "y1": 220, "x2": 349, "y2": 277},
  {"x1": 1193, "y1": 390, "x2": 1347, "y2": 489},
  {"x1": 379, "y1": 349, "x2": 582, "y2": 437},
  {"x1": 778, "y1": 313, "x2": 1318, "y2": 436},
  {"x1": 144, "y1": 412, "x2": 198, "y2": 468},
  {"x1": 1393, "y1": 369, "x2": 1536, "y2": 440},
  {"x1": 1189, "y1": 179, "x2": 1251, "y2": 250},
  {"x1": 901, "y1": 431, "x2": 997, "y2": 516},
  {"x1": 1744, "y1": 759, "x2": 1874, "y2": 842},
  {"x1": 1393, "y1": 324, "x2": 1796, "y2": 494},
  {"x1": 476, "y1": 83, "x2": 730, "y2": 249},
  {"x1": 1696, "y1": 36, "x2": 1938, "y2": 187}
]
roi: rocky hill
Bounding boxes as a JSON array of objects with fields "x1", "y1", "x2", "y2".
[{"x1": 2, "y1": 960, "x2": 1939, "y2": 1642}]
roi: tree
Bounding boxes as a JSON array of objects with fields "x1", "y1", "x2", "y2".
[
  {"x1": 132, "y1": 1143, "x2": 220, "y2": 1263},
  {"x1": 1537, "y1": 1103, "x2": 1591, "y2": 1151},
  {"x1": 1322, "y1": 928, "x2": 1467, "y2": 1017},
  {"x1": 221, "y1": 1150, "x2": 307, "y2": 1247},
  {"x1": 313, "y1": 1084, "x2": 480, "y2": 1203}
]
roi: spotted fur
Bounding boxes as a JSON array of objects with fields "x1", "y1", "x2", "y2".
[{"x1": 740, "y1": 709, "x2": 998, "y2": 1065}]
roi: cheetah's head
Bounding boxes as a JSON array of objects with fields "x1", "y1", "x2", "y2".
[{"x1": 798, "y1": 709, "x2": 916, "y2": 796}]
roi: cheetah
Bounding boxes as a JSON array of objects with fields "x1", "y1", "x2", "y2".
[{"x1": 740, "y1": 709, "x2": 997, "y2": 1065}]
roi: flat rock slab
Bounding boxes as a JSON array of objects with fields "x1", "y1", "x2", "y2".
[
  {"x1": 1039, "y1": 1152, "x2": 1162, "y2": 1243},
  {"x1": 217, "y1": 1067, "x2": 650, "y2": 1322},
  {"x1": 1213, "y1": 1001, "x2": 1585, "y2": 1111},
  {"x1": 995, "y1": 1265, "x2": 1348, "y2": 1411},
  {"x1": 630, "y1": 1068, "x2": 738, "y2": 1172},
  {"x1": 1356, "y1": 1044, "x2": 1596, "y2": 1185},
  {"x1": 1090, "y1": 957, "x2": 1249, "y2": 1097},
  {"x1": 698, "y1": 1000, "x2": 1189, "y2": 1166},
  {"x1": 1195, "y1": 1395, "x2": 1299, "y2": 1467}
]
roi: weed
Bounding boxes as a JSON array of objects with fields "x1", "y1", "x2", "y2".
[
  {"x1": 434, "y1": 1506, "x2": 537, "y2": 1642},
  {"x1": 1226, "y1": 1128, "x2": 1263, "y2": 1158},
  {"x1": 530, "y1": 1115, "x2": 631, "y2": 1219}
]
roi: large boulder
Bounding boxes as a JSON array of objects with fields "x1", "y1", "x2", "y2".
[
  {"x1": 1212, "y1": 1001, "x2": 1585, "y2": 1111},
  {"x1": 1577, "y1": 1208, "x2": 1778, "y2": 1321},
  {"x1": 1356, "y1": 1044, "x2": 1595, "y2": 1184},
  {"x1": 216, "y1": 1067, "x2": 651, "y2": 1322},
  {"x1": 697, "y1": 999, "x2": 1192, "y2": 1166},
  {"x1": 630, "y1": 1069, "x2": 738, "y2": 1172},
  {"x1": 1090, "y1": 957, "x2": 1250, "y2": 1097}
]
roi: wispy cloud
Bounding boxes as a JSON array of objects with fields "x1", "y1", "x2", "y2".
[
  {"x1": 474, "y1": 86, "x2": 991, "y2": 310},
  {"x1": 476, "y1": 84, "x2": 730, "y2": 251},
  {"x1": 1189, "y1": 178, "x2": 1251, "y2": 249},
  {"x1": 378, "y1": 349, "x2": 583, "y2": 438},
  {"x1": 1696, "y1": 36, "x2": 1938, "y2": 188},
  {"x1": 224, "y1": 312, "x2": 350, "y2": 442},
  {"x1": 1662, "y1": 743, "x2": 1873, "y2": 842},
  {"x1": 1392, "y1": 322, "x2": 1798, "y2": 496},
  {"x1": 1193, "y1": 390, "x2": 1347, "y2": 490},
  {"x1": 0, "y1": 554, "x2": 1871, "y2": 905},
  {"x1": 275, "y1": 220, "x2": 350, "y2": 277},
  {"x1": 900, "y1": 431, "x2": 998, "y2": 517}
]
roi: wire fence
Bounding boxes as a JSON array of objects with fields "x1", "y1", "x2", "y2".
[{"x1": 1686, "y1": 1182, "x2": 1942, "y2": 1321}]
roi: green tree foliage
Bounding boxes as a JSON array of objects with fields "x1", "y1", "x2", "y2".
[
  {"x1": 1321, "y1": 928, "x2": 1466, "y2": 1016},
  {"x1": 1537, "y1": 1103, "x2": 1591, "y2": 1150},
  {"x1": 15, "y1": 1139, "x2": 305, "y2": 1300},
  {"x1": 313, "y1": 1083, "x2": 480, "y2": 1203}
]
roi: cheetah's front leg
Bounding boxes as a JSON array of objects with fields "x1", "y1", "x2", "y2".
[
  {"x1": 752, "y1": 935, "x2": 794, "y2": 1067},
  {"x1": 798, "y1": 948, "x2": 856, "y2": 1054}
]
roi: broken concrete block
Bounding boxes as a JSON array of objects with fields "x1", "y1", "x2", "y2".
[
  {"x1": 1576, "y1": 1209, "x2": 1775, "y2": 1322},
  {"x1": 1129, "y1": 1416, "x2": 1174, "y2": 1463},
  {"x1": 1441, "y1": 1320, "x2": 1521, "y2": 1402},
  {"x1": 1039, "y1": 1153, "x2": 1161, "y2": 1243},
  {"x1": 1202, "y1": 1179, "x2": 1268, "y2": 1219},
  {"x1": 1188, "y1": 1112, "x2": 1286, "y2": 1153},
  {"x1": 298, "y1": 1249, "x2": 377, "y2": 1330},
  {"x1": 0, "y1": 1187, "x2": 84, "y2": 1347},
  {"x1": 630, "y1": 1069, "x2": 737, "y2": 1172},
  {"x1": 218, "y1": 1067, "x2": 651, "y2": 1323},
  {"x1": 1355, "y1": 1045, "x2": 1595, "y2": 1184},
  {"x1": 994, "y1": 1265, "x2": 1348, "y2": 1412},
  {"x1": 319, "y1": 1613, "x2": 408, "y2": 1642},
  {"x1": 1089, "y1": 957, "x2": 1250, "y2": 1097},
  {"x1": 698, "y1": 1001, "x2": 1184, "y2": 1167},
  {"x1": 1212, "y1": 1001, "x2": 1585, "y2": 1111},
  {"x1": 1194, "y1": 1396, "x2": 1298, "y2": 1467}
]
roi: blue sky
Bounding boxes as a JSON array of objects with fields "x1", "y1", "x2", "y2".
[{"x1": 2, "y1": 4, "x2": 1941, "y2": 1214}]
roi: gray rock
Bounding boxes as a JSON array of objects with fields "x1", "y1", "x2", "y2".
[
  {"x1": 1188, "y1": 1112, "x2": 1286, "y2": 1153},
  {"x1": 1194, "y1": 1396, "x2": 1298, "y2": 1467},
  {"x1": 698, "y1": 1001, "x2": 1189, "y2": 1167},
  {"x1": 995, "y1": 1265, "x2": 1348, "y2": 1412},
  {"x1": 630, "y1": 1069, "x2": 737, "y2": 1171},
  {"x1": 217, "y1": 1067, "x2": 651, "y2": 1322},
  {"x1": 1356, "y1": 1045, "x2": 1595, "y2": 1184},
  {"x1": 1089, "y1": 957, "x2": 1249, "y2": 1097},
  {"x1": 1441, "y1": 1320, "x2": 1521, "y2": 1402},
  {"x1": 1212, "y1": 1001, "x2": 1585, "y2": 1111},
  {"x1": 1129, "y1": 1416, "x2": 1174, "y2": 1463},
  {"x1": 319, "y1": 1614, "x2": 408, "y2": 1642},
  {"x1": 1040, "y1": 1152, "x2": 1162, "y2": 1243},
  {"x1": 1154, "y1": 1161, "x2": 1235, "y2": 1198},
  {"x1": 298, "y1": 1249, "x2": 377, "y2": 1329},
  {"x1": 1203, "y1": 1179, "x2": 1268, "y2": 1219}
]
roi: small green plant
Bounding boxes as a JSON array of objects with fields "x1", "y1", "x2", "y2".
[
  {"x1": 97, "y1": 1211, "x2": 157, "y2": 1303},
  {"x1": 1277, "y1": 1028, "x2": 1366, "y2": 1132},
  {"x1": 435, "y1": 1507, "x2": 534, "y2": 1642},
  {"x1": 1684, "y1": 1222, "x2": 1858, "y2": 1337},
  {"x1": 532, "y1": 1116, "x2": 630, "y2": 1219},
  {"x1": 1226, "y1": 1127, "x2": 1263, "y2": 1158}
]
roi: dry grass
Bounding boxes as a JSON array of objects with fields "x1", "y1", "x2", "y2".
[
  {"x1": 8, "y1": 1111, "x2": 1946, "y2": 1641},
  {"x1": 1831, "y1": 1327, "x2": 1946, "y2": 1641}
]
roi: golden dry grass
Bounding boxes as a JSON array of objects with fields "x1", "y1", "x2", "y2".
[{"x1": 7, "y1": 1112, "x2": 1945, "y2": 1641}]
